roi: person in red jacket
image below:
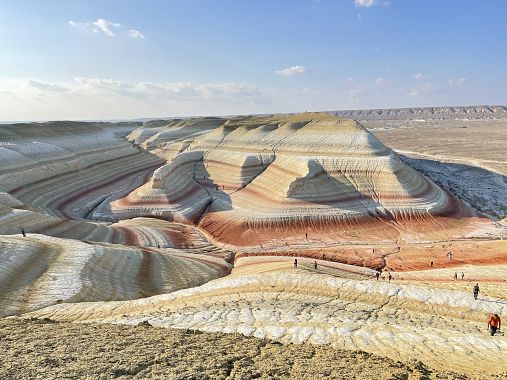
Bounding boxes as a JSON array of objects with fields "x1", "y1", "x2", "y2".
[{"x1": 488, "y1": 314, "x2": 501, "y2": 336}]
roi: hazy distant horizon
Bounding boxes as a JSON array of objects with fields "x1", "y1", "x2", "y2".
[{"x1": 1, "y1": 102, "x2": 506, "y2": 124}]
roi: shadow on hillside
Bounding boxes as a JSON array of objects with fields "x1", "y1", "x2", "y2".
[
  {"x1": 192, "y1": 157, "x2": 232, "y2": 215},
  {"x1": 287, "y1": 160, "x2": 392, "y2": 219},
  {"x1": 400, "y1": 154, "x2": 507, "y2": 220}
]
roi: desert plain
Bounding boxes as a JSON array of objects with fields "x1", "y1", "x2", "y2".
[{"x1": 1, "y1": 105, "x2": 506, "y2": 379}]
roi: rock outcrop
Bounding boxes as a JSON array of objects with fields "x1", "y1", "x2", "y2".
[
  {"x1": 330, "y1": 104, "x2": 507, "y2": 120},
  {"x1": 110, "y1": 113, "x2": 484, "y2": 251},
  {"x1": 0, "y1": 234, "x2": 230, "y2": 317}
]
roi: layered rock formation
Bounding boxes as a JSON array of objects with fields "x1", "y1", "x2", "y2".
[
  {"x1": 0, "y1": 120, "x2": 233, "y2": 315},
  {"x1": 330, "y1": 104, "x2": 507, "y2": 120},
  {"x1": 0, "y1": 234, "x2": 230, "y2": 317},
  {"x1": 0, "y1": 121, "x2": 162, "y2": 219},
  {"x1": 110, "y1": 113, "x2": 487, "y2": 252},
  {"x1": 22, "y1": 263, "x2": 507, "y2": 376},
  {"x1": 1, "y1": 112, "x2": 505, "y2": 377}
]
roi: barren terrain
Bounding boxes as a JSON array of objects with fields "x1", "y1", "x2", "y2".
[
  {"x1": 0, "y1": 318, "x2": 483, "y2": 380},
  {"x1": 363, "y1": 118, "x2": 507, "y2": 220},
  {"x1": 1, "y1": 108, "x2": 506, "y2": 379}
]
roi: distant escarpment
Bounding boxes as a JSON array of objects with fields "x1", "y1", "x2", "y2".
[{"x1": 329, "y1": 105, "x2": 507, "y2": 120}]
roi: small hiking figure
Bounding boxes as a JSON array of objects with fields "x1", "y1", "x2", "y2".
[
  {"x1": 314, "y1": 261, "x2": 317, "y2": 270},
  {"x1": 461, "y1": 272, "x2": 464, "y2": 280},
  {"x1": 473, "y1": 283, "x2": 480, "y2": 300},
  {"x1": 372, "y1": 248, "x2": 375, "y2": 254},
  {"x1": 375, "y1": 271, "x2": 380, "y2": 281},
  {"x1": 305, "y1": 232, "x2": 308, "y2": 239},
  {"x1": 20, "y1": 227, "x2": 26, "y2": 237},
  {"x1": 488, "y1": 314, "x2": 501, "y2": 336},
  {"x1": 430, "y1": 261, "x2": 433, "y2": 267},
  {"x1": 294, "y1": 259, "x2": 298, "y2": 269},
  {"x1": 454, "y1": 272, "x2": 458, "y2": 280},
  {"x1": 157, "y1": 244, "x2": 160, "y2": 249},
  {"x1": 388, "y1": 272, "x2": 392, "y2": 282}
]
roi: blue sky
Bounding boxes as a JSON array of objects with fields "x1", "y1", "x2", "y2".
[{"x1": 0, "y1": 0, "x2": 506, "y2": 120}]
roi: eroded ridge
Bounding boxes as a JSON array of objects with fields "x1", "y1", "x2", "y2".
[
  {"x1": 0, "y1": 234, "x2": 231, "y2": 316},
  {"x1": 0, "y1": 121, "x2": 163, "y2": 220},
  {"x1": 110, "y1": 113, "x2": 491, "y2": 252}
]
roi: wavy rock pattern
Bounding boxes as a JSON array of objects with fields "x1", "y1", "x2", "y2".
[
  {"x1": 113, "y1": 113, "x2": 485, "y2": 252},
  {"x1": 0, "y1": 234, "x2": 230, "y2": 317},
  {"x1": 0, "y1": 122, "x2": 163, "y2": 220},
  {"x1": 1, "y1": 114, "x2": 505, "y2": 377},
  {"x1": 0, "y1": 121, "x2": 233, "y2": 315},
  {"x1": 0, "y1": 205, "x2": 231, "y2": 259},
  {"x1": 22, "y1": 265, "x2": 507, "y2": 376}
]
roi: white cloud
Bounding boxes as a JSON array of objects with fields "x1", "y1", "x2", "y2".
[
  {"x1": 131, "y1": 80, "x2": 260, "y2": 99},
  {"x1": 374, "y1": 77, "x2": 387, "y2": 86},
  {"x1": 0, "y1": 77, "x2": 268, "y2": 120},
  {"x1": 69, "y1": 20, "x2": 96, "y2": 33},
  {"x1": 21, "y1": 78, "x2": 264, "y2": 101},
  {"x1": 69, "y1": 19, "x2": 144, "y2": 39},
  {"x1": 448, "y1": 77, "x2": 466, "y2": 85},
  {"x1": 413, "y1": 73, "x2": 424, "y2": 80},
  {"x1": 354, "y1": 0, "x2": 376, "y2": 7},
  {"x1": 275, "y1": 66, "x2": 309, "y2": 76},
  {"x1": 354, "y1": 0, "x2": 390, "y2": 7},
  {"x1": 92, "y1": 19, "x2": 121, "y2": 37},
  {"x1": 126, "y1": 29, "x2": 145, "y2": 39},
  {"x1": 26, "y1": 80, "x2": 68, "y2": 92}
]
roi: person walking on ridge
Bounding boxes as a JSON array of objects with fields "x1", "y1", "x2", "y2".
[
  {"x1": 314, "y1": 261, "x2": 317, "y2": 270},
  {"x1": 454, "y1": 272, "x2": 458, "y2": 280},
  {"x1": 473, "y1": 283, "x2": 480, "y2": 300},
  {"x1": 294, "y1": 259, "x2": 298, "y2": 269},
  {"x1": 488, "y1": 314, "x2": 501, "y2": 336},
  {"x1": 461, "y1": 272, "x2": 464, "y2": 280},
  {"x1": 375, "y1": 271, "x2": 380, "y2": 281},
  {"x1": 388, "y1": 272, "x2": 392, "y2": 282},
  {"x1": 20, "y1": 227, "x2": 26, "y2": 237}
]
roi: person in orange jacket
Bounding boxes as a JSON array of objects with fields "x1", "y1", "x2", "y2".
[{"x1": 488, "y1": 314, "x2": 501, "y2": 336}]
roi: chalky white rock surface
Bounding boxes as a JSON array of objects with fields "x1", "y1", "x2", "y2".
[
  {"x1": 23, "y1": 266, "x2": 507, "y2": 375},
  {"x1": 0, "y1": 234, "x2": 230, "y2": 317}
]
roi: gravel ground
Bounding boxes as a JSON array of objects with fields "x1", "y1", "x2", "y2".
[{"x1": 0, "y1": 318, "x2": 474, "y2": 380}]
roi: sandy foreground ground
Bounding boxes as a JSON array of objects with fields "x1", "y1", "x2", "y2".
[{"x1": 0, "y1": 318, "x2": 485, "y2": 380}]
